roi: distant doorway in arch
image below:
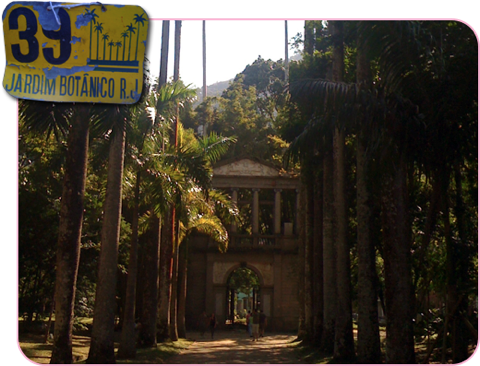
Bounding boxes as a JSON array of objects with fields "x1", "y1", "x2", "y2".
[{"x1": 225, "y1": 266, "x2": 261, "y2": 326}]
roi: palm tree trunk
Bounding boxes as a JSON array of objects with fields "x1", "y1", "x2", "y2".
[
  {"x1": 356, "y1": 29, "x2": 381, "y2": 364},
  {"x1": 296, "y1": 182, "x2": 306, "y2": 339},
  {"x1": 331, "y1": 20, "x2": 355, "y2": 362},
  {"x1": 169, "y1": 27, "x2": 182, "y2": 340},
  {"x1": 304, "y1": 20, "x2": 315, "y2": 56},
  {"x1": 381, "y1": 153, "x2": 415, "y2": 364},
  {"x1": 333, "y1": 124, "x2": 355, "y2": 362},
  {"x1": 303, "y1": 164, "x2": 314, "y2": 341},
  {"x1": 202, "y1": 21, "x2": 207, "y2": 102},
  {"x1": 50, "y1": 105, "x2": 90, "y2": 364},
  {"x1": 313, "y1": 163, "x2": 324, "y2": 345},
  {"x1": 321, "y1": 129, "x2": 336, "y2": 353},
  {"x1": 117, "y1": 171, "x2": 141, "y2": 359},
  {"x1": 169, "y1": 217, "x2": 179, "y2": 341},
  {"x1": 88, "y1": 119, "x2": 126, "y2": 364},
  {"x1": 451, "y1": 164, "x2": 469, "y2": 362},
  {"x1": 177, "y1": 240, "x2": 188, "y2": 338},
  {"x1": 140, "y1": 213, "x2": 161, "y2": 347},
  {"x1": 157, "y1": 211, "x2": 173, "y2": 341},
  {"x1": 356, "y1": 136, "x2": 381, "y2": 363},
  {"x1": 173, "y1": 21, "x2": 182, "y2": 82},
  {"x1": 158, "y1": 20, "x2": 170, "y2": 89},
  {"x1": 284, "y1": 20, "x2": 289, "y2": 83}
]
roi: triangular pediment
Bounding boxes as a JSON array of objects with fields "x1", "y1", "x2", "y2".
[{"x1": 213, "y1": 158, "x2": 279, "y2": 177}]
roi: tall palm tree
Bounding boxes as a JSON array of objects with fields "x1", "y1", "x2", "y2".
[
  {"x1": 19, "y1": 101, "x2": 95, "y2": 363},
  {"x1": 355, "y1": 23, "x2": 381, "y2": 364},
  {"x1": 175, "y1": 188, "x2": 234, "y2": 338},
  {"x1": 169, "y1": 19, "x2": 183, "y2": 342},
  {"x1": 330, "y1": 21, "x2": 355, "y2": 363},
  {"x1": 51, "y1": 105, "x2": 91, "y2": 364},
  {"x1": 117, "y1": 81, "x2": 197, "y2": 355},
  {"x1": 286, "y1": 20, "x2": 475, "y2": 363},
  {"x1": 87, "y1": 105, "x2": 129, "y2": 364},
  {"x1": 116, "y1": 103, "x2": 150, "y2": 359},
  {"x1": 168, "y1": 128, "x2": 237, "y2": 339},
  {"x1": 322, "y1": 125, "x2": 336, "y2": 353}
]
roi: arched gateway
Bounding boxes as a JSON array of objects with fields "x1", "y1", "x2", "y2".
[{"x1": 185, "y1": 158, "x2": 301, "y2": 331}]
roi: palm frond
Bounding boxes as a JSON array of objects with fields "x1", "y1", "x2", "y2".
[
  {"x1": 289, "y1": 78, "x2": 360, "y2": 118},
  {"x1": 90, "y1": 103, "x2": 130, "y2": 138},
  {"x1": 18, "y1": 99, "x2": 73, "y2": 141},
  {"x1": 285, "y1": 78, "x2": 361, "y2": 168},
  {"x1": 142, "y1": 165, "x2": 185, "y2": 215},
  {"x1": 149, "y1": 81, "x2": 197, "y2": 122},
  {"x1": 198, "y1": 133, "x2": 237, "y2": 164},
  {"x1": 180, "y1": 214, "x2": 228, "y2": 253},
  {"x1": 283, "y1": 115, "x2": 327, "y2": 169},
  {"x1": 356, "y1": 21, "x2": 429, "y2": 94},
  {"x1": 208, "y1": 189, "x2": 239, "y2": 225}
]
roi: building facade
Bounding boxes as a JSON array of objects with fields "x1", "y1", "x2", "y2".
[{"x1": 186, "y1": 158, "x2": 301, "y2": 331}]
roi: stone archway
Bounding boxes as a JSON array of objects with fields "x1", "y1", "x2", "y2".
[
  {"x1": 208, "y1": 261, "x2": 275, "y2": 325},
  {"x1": 224, "y1": 265, "x2": 261, "y2": 324}
]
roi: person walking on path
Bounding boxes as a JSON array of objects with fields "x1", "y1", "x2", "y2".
[
  {"x1": 199, "y1": 311, "x2": 208, "y2": 337},
  {"x1": 209, "y1": 313, "x2": 217, "y2": 339},
  {"x1": 259, "y1": 310, "x2": 267, "y2": 337},
  {"x1": 252, "y1": 309, "x2": 260, "y2": 341},
  {"x1": 246, "y1": 310, "x2": 252, "y2": 337}
]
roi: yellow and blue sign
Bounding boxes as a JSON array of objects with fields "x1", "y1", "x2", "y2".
[{"x1": 3, "y1": 2, "x2": 149, "y2": 104}]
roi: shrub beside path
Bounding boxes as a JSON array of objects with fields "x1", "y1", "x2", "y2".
[{"x1": 167, "y1": 329, "x2": 302, "y2": 364}]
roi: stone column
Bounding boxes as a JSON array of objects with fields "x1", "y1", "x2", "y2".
[
  {"x1": 274, "y1": 189, "x2": 282, "y2": 235},
  {"x1": 231, "y1": 188, "x2": 238, "y2": 233},
  {"x1": 295, "y1": 188, "x2": 301, "y2": 235},
  {"x1": 252, "y1": 189, "x2": 260, "y2": 235}
]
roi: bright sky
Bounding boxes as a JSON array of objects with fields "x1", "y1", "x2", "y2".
[{"x1": 147, "y1": 19, "x2": 305, "y2": 88}]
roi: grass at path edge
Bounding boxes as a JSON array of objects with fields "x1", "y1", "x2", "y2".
[{"x1": 19, "y1": 333, "x2": 193, "y2": 364}]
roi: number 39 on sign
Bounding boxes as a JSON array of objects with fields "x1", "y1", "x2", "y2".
[{"x1": 2, "y1": 2, "x2": 149, "y2": 104}]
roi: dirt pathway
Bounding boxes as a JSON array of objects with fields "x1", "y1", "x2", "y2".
[{"x1": 167, "y1": 329, "x2": 302, "y2": 364}]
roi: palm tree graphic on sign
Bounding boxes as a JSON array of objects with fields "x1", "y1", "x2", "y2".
[
  {"x1": 115, "y1": 41, "x2": 122, "y2": 61},
  {"x1": 94, "y1": 22, "x2": 103, "y2": 59},
  {"x1": 102, "y1": 33, "x2": 110, "y2": 60},
  {"x1": 83, "y1": 7, "x2": 147, "y2": 71},
  {"x1": 134, "y1": 13, "x2": 147, "y2": 61},
  {"x1": 84, "y1": 8, "x2": 99, "y2": 59},
  {"x1": 121, "y1": 31, "x2": 129, "y2": 61},
  {"x1": 126, "y1": 23, "x2": 136, "y2": 61},
  {"x1": 108, "y1": 41, "x2": 115, "y2": 60}
]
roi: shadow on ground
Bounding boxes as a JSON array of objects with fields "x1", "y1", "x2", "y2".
[{"x1": 168, "y1": 329, "x2": 301, "y2": 364}]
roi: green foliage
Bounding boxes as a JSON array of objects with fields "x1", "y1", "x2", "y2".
[
  {"x1": 286, "y1": 20, "x2": 477, "y2": 354},
  {"x1": 189, "y1": 57, "x2": 292, "y2": 163},
  {"x1": 17, "y1": 78, "x2": 229, "y2": 327},
  {"x1": 228, "y1": 267, "x2": 260, "y2": 294},
  {"x1": 18, "y1": 127, "x2": 62, "y2": 320}
]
